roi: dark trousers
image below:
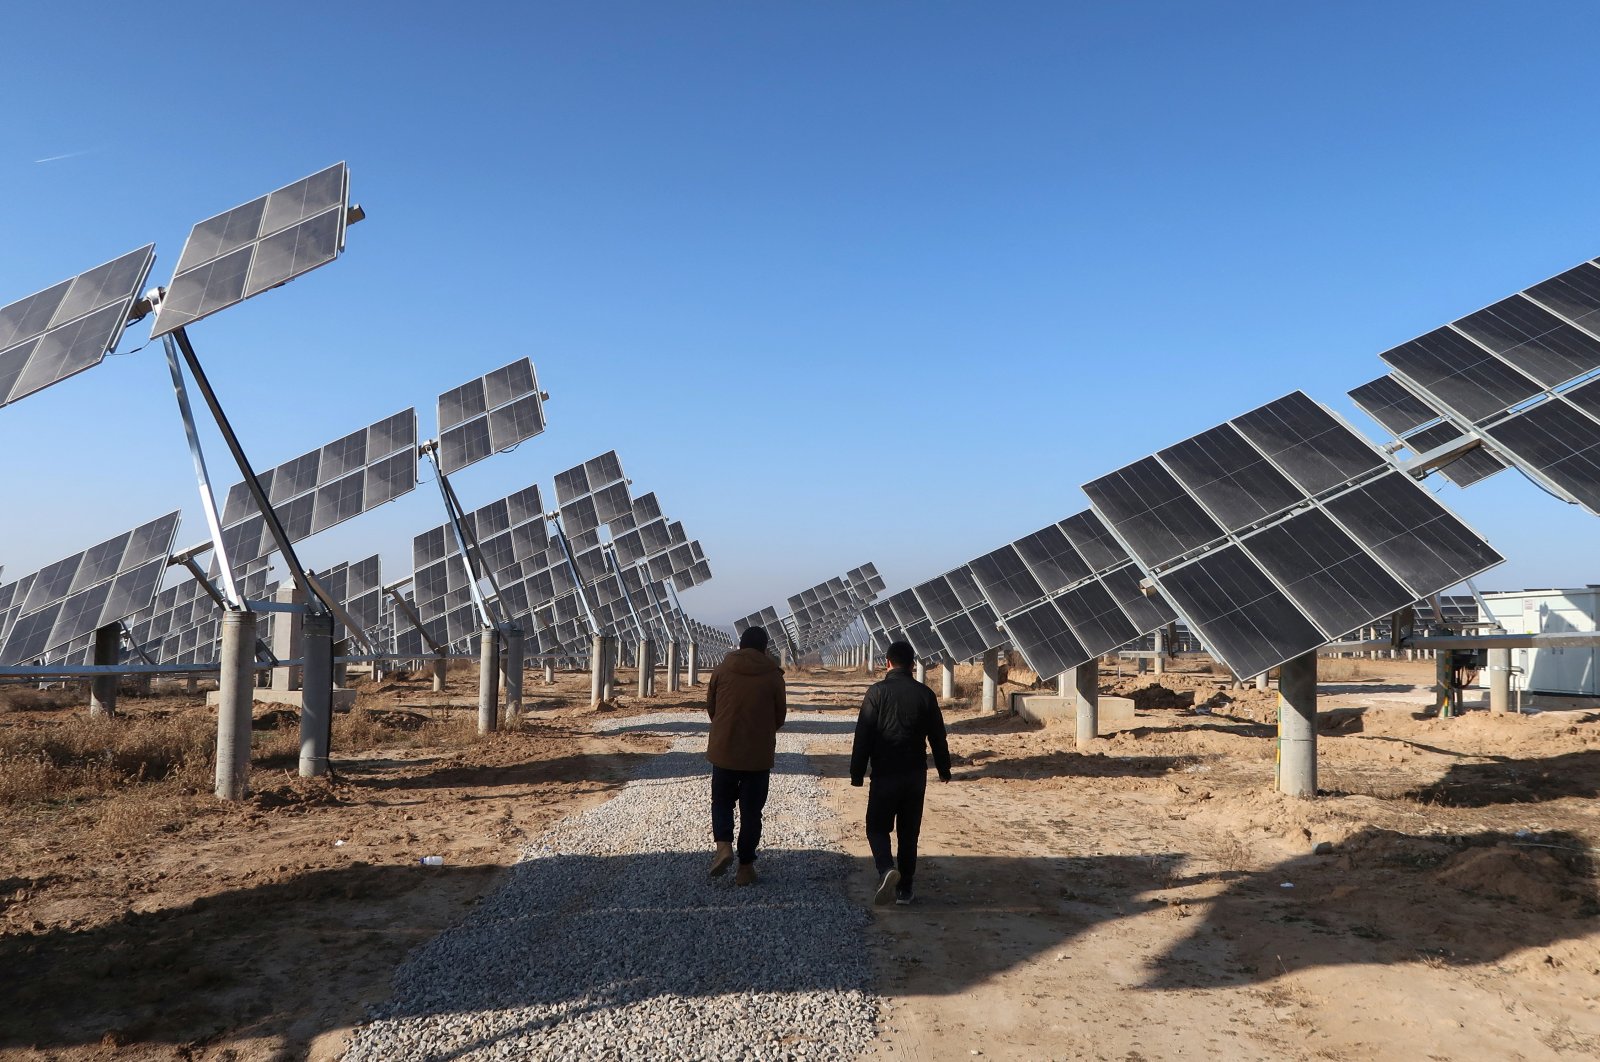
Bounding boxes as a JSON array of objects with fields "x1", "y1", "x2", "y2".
[
  {"x1": 710, "y1": 765, "x2": 770, "y2": 865},
  {"x1": 865, "y1": 771, "x2": 926, "y2": 887}
]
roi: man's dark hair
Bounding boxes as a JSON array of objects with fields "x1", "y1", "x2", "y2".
[
  {"x1": 739, "y1": 626, "x2": 770, "y2": 651},
  {"x1": 886, "y1": 640, "x2": 915, "y2": 669}
]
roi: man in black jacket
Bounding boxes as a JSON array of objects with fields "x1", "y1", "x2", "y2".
[{"x1": 850, "y1": 640, "x2": 952, "y2": 906}]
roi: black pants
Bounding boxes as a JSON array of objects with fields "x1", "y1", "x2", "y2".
[
  {"x1": 865, "y1": 771, "x2": 926, "y2": 887},
  {"x1": 710, "y1": 765, "x2": 770, "y2": 865}
]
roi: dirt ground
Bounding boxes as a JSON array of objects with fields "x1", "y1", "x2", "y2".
[{"x1": 3, "y1": 657, "x2": 1599, "y2": 1061}]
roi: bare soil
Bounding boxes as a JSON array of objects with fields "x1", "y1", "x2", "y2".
[{"x1": 3, "y1": 657, "x2": 1599, "y2": 1061}]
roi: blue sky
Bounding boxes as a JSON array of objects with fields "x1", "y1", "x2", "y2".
[{"x1": 4, "y1": 2, "x2": 1600, "y2": 625}]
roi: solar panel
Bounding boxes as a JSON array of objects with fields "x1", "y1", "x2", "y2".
[
  {"x1": 1154, "y1": 544, "x2": 1327, "y2": 681},
  {"x1": 0, "y1": 245, "x2": 155, "y2": 408},
  {"x1": 1059, "y1": 510, "x2": 1128, "y2": 571},
  {"x1": 153, "y1": 163, "x2": 349, "y2": 337},
  {"x1": 0, "y1": 511, "x2": 179, "y2": 665},
  {"x1": 1481, "y1": 399, "x2": 1600, "y2": 513},
  {"x1": 1054, "y1": 578, "x2": 1139, "y2": 658},
  {"x1": 1082, "y1": 457, "x2": 1225, "y2": 570},
  {"x1": 1001, "y1": 599, "x2": 1088, "y2": 681},
  {"x1": 1348, "y1": 374, "x2": 1443, "y2": 437},
  {"x1": 216, "y1": 410, "x2": 416, "y2": 570},
  {"x1": 1012, "y1": 523, "x2": 1092, "y2": 592},
  {"x1": 1453, "y1": 295, "x2": 1600, "y2": 389},
  {"x1": 1238, "y1": 508, "x2": 1415, "y2": 640},
  {"x1": 1230, "y1": 392, "x2": 1385, "y2": 497},
  {"x1": 1159, "y1": 424, "x2": 1305, "y2": 533},
  {"x1": 1321, "y1": 471, "x2": 1503, "y2": 600},
  {"x1": 1380, "y1": 326, "x2": 1543, "y2": 424},
  {"x1": 436, "y1": 358, "x2": 546, "y2": 475}
]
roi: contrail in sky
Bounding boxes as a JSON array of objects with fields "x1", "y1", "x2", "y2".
[{"x1": 33, "y1": 149, "x2": 93, "y2": 164}]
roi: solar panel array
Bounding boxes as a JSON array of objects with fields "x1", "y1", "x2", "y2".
[
  {"x1": 774, "y1": 564, "x2": 885, "y2": 655},
  {"x1": 406, "y1": 484, "x2": 547, "y2": 651},
  {"x1": 1083, "y1": 392, "x2": 1502, "y2": 678},
  {"x1": 436, "y1": 358, "x2": 547, "y2": 475},
  {"x1": 152, "y1": 163, "x2": 351, "y2": 338},
  {"x1": 126, "y1": 560, "x2": 275, "y2": 666},
  {"x1": 0, "y1": 512, "x2": 181, "y2": 665},
  {"x1": 214, "y1": 409, "x2": 417, "y2": 577},
  {"x1": 1350, "y1": 256, "x2": 1600, "y2": 515},
  {"x1": 315, "y1": 555, "x2": 382, "y2": 643},
  {"x1": 0, "y1": 245, "x2": 156, "y2": 408}
]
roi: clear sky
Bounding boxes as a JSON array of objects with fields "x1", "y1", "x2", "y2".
[{"x1": 4, "y1": 1, "x2": 1600, "y2": 626}]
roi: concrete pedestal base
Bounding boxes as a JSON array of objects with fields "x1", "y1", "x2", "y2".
[{"x1": 1011, "y1": 692, "x2": 1135, "y2": 730}]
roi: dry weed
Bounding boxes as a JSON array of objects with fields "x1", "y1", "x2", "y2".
[
  {"x1": 1317, "y1": 658, "x2": 1370, "y2": 681},
  {"x1": 0, "y1": 712, "x2": 214, "y2": 804}
]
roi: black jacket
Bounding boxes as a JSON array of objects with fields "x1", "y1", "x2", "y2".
[{"x1": 850, "y1": 668, "x2": 952, "y2": 784}]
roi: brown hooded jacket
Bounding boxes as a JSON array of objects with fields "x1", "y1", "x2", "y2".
[{"x1": 705, "y1": 648, "x2": 787, "y2": 771}]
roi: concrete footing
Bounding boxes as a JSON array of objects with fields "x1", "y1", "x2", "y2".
[
  {"x1": 1277, "y1": 651, "x2": 1318, "y2": 798},
  {"x1": 214, "y1": 611, "x2": 258, "y2": 801},
  {"x1": 298, "y1": 611, "x2": 334, "y2": 777},
  {"x1": 89, "y1": 622, "x2": 119, "y2": 718},
  {"x1": 478, "y1": 629, "x2": 500, "y2": 734},
  {"x1": 981, "y1": 648, "x2": 999, "y2": 712}
]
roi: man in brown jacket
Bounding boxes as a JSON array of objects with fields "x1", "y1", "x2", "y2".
[{"x1": 706, "y1": 624, "x2": 787, "y2": 885}]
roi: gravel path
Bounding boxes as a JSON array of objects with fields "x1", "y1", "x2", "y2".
[{"x1": 342, "y1": 712, "x2": 878, "y2": 1061}]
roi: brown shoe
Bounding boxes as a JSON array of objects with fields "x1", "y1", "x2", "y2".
[
  {"x1": 735, "y1": 862, "x2": 757, "y2": 886},
  {"x1": 709, "y1": 842, "x2": 734, "y2": 878}
]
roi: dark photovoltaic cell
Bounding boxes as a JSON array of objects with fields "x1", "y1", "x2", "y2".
[
  {"x1": 913, "y1": 577, "x2": 962, "y2": 623},
  {"x1": 931, "y1": 610, "x2": 988, "y2": 662},
  {"x1": 1156, "y1": 544, "x2": 1326, "y2": 680},
  {"x1": 1403, "y1": 422, "x2": 1507, "y2": 488},
  {"x1": 1230, "y1": 392, "x2": 1385, "y2": 497},
  {"x1": 1159, "y1": 424, "x2": 1305, "y2": 532},
  {"x1": 969, "y1": 546, "x2": 1046, "y2": 616},
  {"x1": 945, "y1": 565, "x2": 987, "y2": 609},
  {"x1": 1453, "y1": 295, "x2": 1600, "y2": 389},
  {"x1": 436, "y1": 358, "x2": 545, "y2": 475},
  {"x1": 154, "y1": 164, "x2": 348, "y2": 337},
  {"x1": 1481, "y1": 399, "x2": 1600, "y2": 514},
  {"x1": 0, "y1": 245, "x2": 156, "y2": 408},
  {"x1": 1322, "y1": 471, "x2": 1504, "y2": 597},
  {"x1": 1525, "y1": 261, "x2": 1600, "y2": 336},
  {"x1": 1058, "y1": 510, "x2": 1128, "y2": 572},
  {"x1": 1379, "y1": 327, "x2": 1543, "y2": 424},
  {"x1": 1240, "y1": 508, "x2": 1415, "y2": 639},
  {"x1": 1002, "y1": 599, "x2": 1088, "y2": 680},
  {"x1": 1349, "y1": 374, "x2": 1443, "y2": 437},
  {"x1": 886, "y1": 589, "x2": 927, "y2": 629},
  {"x1": 1083, "y1": 458, "x2": 1225, "y2": 570},
  {"x1": 1012, "y1": 524, "x2": 1091, "y2": 592},
  {"x1": 1098, "y1": 563, "x2": 1178, "y2": 634},
  {"x1": 1055, "y1": 579, "x2": 1138, "y2": 658}
]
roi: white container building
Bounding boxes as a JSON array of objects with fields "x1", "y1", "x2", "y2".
[{"x1": 1478, "y1": 587, "x2": 1600, "y2": 697}]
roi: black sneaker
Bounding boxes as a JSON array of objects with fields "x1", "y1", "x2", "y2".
[
  {"x1": 873, "y1": 868, "x2": 901, "y2": 906},
  {"x1": 895, "y1": 886, "x2": 914, "y2": 906}
]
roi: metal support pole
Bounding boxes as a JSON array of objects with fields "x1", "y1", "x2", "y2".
[
  {"x1": 478, "y1": 629, "x2": 500, "y2": 733},
  {"x1": 1074, "y1": 661, "x2": 1099, "y2": 749},
  {"x1": 299, "y1": 611, "x2": 334, "y2": 778},
  {"x1": 981, "y1": 648, "x2": 999, "y2": 713},
  {"x1": 687, "y1": 640, "x2": 700, "y2": 686},
  {"x1": 914, "y1": 659, "x2": 926, "y2": 684},
  {"x1": 667, "y1": 639, "x2": 681, "y2": 692},
  {"x1": 590, "y1": 633, "x2": 606, "y2": 706},
  {"x1": 1056, "y1": 672, "x2": 1069, "y2": 697},
  {"x1": 432, "y1": 655, "x2": 447, "y2": 692},
  {"x1": 1488, "y1": 646, "x2": 1511, "y2": 715},
  {"x1": 941, "y1": 663, "x2": 955, "y2": 700},
  {"x1": 1277, "y1": 651, "x2": 1318, "y2": 799},
  {"x1": 214, "y1": 611, "x2": 258, "y2": 801},
  {"x1": 602, "y1": 635, "x2": 616, "y2": 702},
  {"x1": 646, "y1": 638, "x2": 658, "y2": 696},
  {"x1": 638, "y1": 637, "x2": 652, "y2": 698},
  {"x1": 544, "y1": 658, "x2": 555, "y2": 685},
  {"x1": 1153, "y1": 628, "x2": 1166, "y2": 675},
  {"x1": 503, "y1": 627, "x2": 524, "y2": 720},
  {"x1": 89, "y1": 623, "x2": 120, "y2": 719}
]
